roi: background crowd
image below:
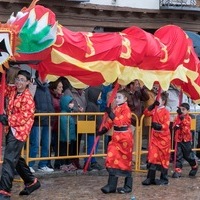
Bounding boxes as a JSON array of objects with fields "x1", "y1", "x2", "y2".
[{"x1": 3, "y1": 66, "x2": 200, "y2": 174}]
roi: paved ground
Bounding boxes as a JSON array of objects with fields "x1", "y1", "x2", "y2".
[{"x1": 6, "y1": 160, "x2": 200, "y2": 200}]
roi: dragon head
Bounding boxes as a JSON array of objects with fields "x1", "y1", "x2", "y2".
[{"x1": 7, "y1": 5, "x2": 57, "y2": 55}]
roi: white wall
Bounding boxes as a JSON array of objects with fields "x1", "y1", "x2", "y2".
[{"x1": 87, "y1": 0, "x2": 160, "y2": 9}]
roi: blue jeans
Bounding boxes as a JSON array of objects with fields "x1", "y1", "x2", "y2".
[
  {"x1": 29, "y1": 126, "x2": 51, "y2": 168},
  {"x1": 84, "y1": 134, "x2": 99, "y2": 163}
]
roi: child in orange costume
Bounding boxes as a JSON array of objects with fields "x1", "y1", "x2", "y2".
[
  {"x1": 142, "y1": 92, "x2": 171, "y2": 185},
  {"x1": 97, "y1": 89, "x2": 133, "y2": 194},
  {"x1": 172, "y1": 103, "x2": 198, "y2": 178}
]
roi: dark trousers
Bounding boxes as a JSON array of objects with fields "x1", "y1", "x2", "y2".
[
  {"x1": 71, "y1": 125, "x2": 82, "y2": 166},
  {"x1": 175, "y1": 141, "x2": 196, "y2": 169},
  {"x1": 0, "y1": 130, "x2": 35, "y2": 193},
  {"x1": 58, "y1": 141, "x2": 76, "y2": 165},
  {"x1": 51, "y1": 131, "x2": 58, "y2": 156},
  {"x1": 196, "y1": 131, "x2": 200, "y2": 158},
  {"x1": 170, "y1": 122, "x2": 175, "y2": 161}
]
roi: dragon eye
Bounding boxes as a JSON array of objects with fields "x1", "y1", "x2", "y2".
[{"x1": 0, "y1": 33, "x2": 12, "y2": 65}]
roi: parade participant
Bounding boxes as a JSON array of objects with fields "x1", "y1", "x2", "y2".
[
  {"x1": 172, "y1": 103, "x2": 198, "y2": 178},
  {"x1": 97, "y1": 89, "x2": 133, "y2": 194},
  {"x1": 0, "y1": 70, "x2": 40, "y2": 199},
  {"x1": 142, "y1": 92, "x2": 171, "y2": 186}
]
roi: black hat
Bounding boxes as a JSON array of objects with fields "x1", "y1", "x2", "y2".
[{"x1": 17, "y1": 70, "x2": 31, "y2": 81}]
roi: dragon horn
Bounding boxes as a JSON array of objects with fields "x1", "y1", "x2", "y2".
[
  {"x1": 28, "y1": 0, "x2": 40, "y2": 10},
  {"x1": 21, "y1": 0, "x2": 39, "y2": 12}
]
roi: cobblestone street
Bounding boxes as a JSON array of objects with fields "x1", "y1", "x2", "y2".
[{"x1": 8, "y1": 164, "x2": 200, "y2": 200}]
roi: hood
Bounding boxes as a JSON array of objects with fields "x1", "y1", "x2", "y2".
[
  {"x1": 60, "y1": 95, "x2": 73, "y2": 112},
  {"x1": 35, "y1": 78, "x2": 49, "y2": 89},
  {"x1": 87, "y1": 86, "x2": 102, "y2": 104}
]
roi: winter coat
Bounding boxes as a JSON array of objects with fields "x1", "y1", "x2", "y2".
[
  {"x1": 33, "y1": 78, "x2": 55, "y2": 126},
  {"x1": 127, "y1": 87, "x2": 149, "y2": 125},
  {"x1": 64, "y1": 87, "x2": 87, "y2": 122},
  {"x1": 50, "y1": 90, "x2": 63, "y2": 132},
  {"x1": 85, "y1": 87, "x2": 102, "y2": 131},
  {"x1": 60, "y1": 95, "x2": 76, "y2": 142}
]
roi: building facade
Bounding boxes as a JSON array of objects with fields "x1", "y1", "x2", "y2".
[{"x1": 0, "y1": 0, "x2": 199, "y2": 32}]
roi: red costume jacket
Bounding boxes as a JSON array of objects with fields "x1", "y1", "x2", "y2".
[
  {"x1": 144, "y1": 106, "x2": 171, "y2": 169},
  {"x1": 5, "y1": 85, "x2": 35, "y2": 141},
  {"x1": 173, "y1": 114, "x2": 192, "y2": 142},
  {"x1": 104, "y1": 102, "x2": 133, "y2": 172}
]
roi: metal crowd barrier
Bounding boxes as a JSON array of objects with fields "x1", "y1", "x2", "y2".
[
  {"x1": 137, "y1": 112, "x2": 200, "y2": 172},
  {"x1": 1, "y1": 111, "x2": 200, "y2": 173},
  {"x1": 24, "y1": 112, "x2": 138, "y2": 170},
  {"x1": 24, "y1": 112, "x2": 138, "y2": 171}
]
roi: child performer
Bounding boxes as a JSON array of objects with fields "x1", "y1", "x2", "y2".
[
  {"x1": 172, "y1": 103, "x2": 198, "y2": 178},
  {"x1": 97, "y1": 89, "x2": 133, "y2": 194},
  {"x1": 142, "y1": 92, "x2": 171, "y2": 186}
]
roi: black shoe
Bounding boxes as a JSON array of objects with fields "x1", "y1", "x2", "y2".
[
  {"x1": 189, "y1": 166, "x2": 198, "y2": 177},
  {"x1": 142, "y1": 168, "x2": 156, "y2": 186},
  {"x1": 101, "y1": 175, "x2": 118, "y2": 194},
  {"x1": 91, "y1": 162, "x2": 104, "y2": 170},
  {"x1": 19, "y1": 178, "x2": 41, "y2": 195},
  {"x1": 117, "y1": 177, "x2": 132, "y2": 194},
  {"x1": 155, "y1": 179, "x2": 168, "y2": 185},
  {"x1": 142, "y1": 178, "x2": 156, "y2": 185},
  {"x1": 158, "y1": 168, "x2": 169, "y2": 185},
  {"x1": 117, "y1": 187, "x2": 132, "y2": 194},
  {"x1": 172, "y1": 172, "x2": 181, "y2": 178}
]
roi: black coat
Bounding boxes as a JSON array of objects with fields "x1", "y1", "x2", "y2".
[
  {"x1": 85, "y1": 86, "x2": 102, "y2": 131},
  {"x1": 33, "y1": 78, "x2": 55, "y2": 126}
]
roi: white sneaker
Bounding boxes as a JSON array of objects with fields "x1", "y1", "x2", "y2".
[
  {"x1": 38, "y1": 166, "x2": 54, "y2": 172},
  {"x1": 29, "y1": 167, "x2": 35, "y2": 173}
]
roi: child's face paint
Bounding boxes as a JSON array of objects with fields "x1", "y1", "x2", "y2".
[{"x1": 115, "y1": 93, "x2": 127, "y2": 105}]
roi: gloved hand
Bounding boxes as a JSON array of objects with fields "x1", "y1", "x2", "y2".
[
  {"x1": 176, "y1": 107, "x2": 182, "y2": 115},
  {"x1": 105, "y1": 105, "x2": 115, "y2": 120},
  {"x1": 105, "y1": 104, "x2": 112, "y2": 114},
  {"x1": 174, "y1": 125, "x2": 180, "y2": 132},
  {"x1": 97, "y1": 127, "x2": 108, "y2": 136},
  {"x1": 151, "y1": 122, "x2": 162, "y2": 131},
  {"x1": 179, "y1": 115, "x2": 184, "y2": 121},
  {"x1": 148, "y1": 100, "x2": 160, "y2": 111},
  {"x1": 0, "y1": 114, "x2": 8, "y2": 126}
]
